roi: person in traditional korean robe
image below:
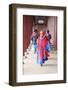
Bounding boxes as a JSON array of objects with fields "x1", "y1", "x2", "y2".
[
  {"x1": 37, "y1": 31, "x2": 49, "y2": 66},
  {"x1": 46, "y1": 30, "x2": 52, "y2": 51},
  {"x1": 31, "y1": 29, "x2": 38, "y2": 53}
]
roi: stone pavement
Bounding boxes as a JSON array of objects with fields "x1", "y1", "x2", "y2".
[{"x1": 23, "y1": 49, "x2": 57, "y2": 75}]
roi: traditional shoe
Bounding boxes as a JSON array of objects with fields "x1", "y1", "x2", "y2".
[{"x1": 40, "y1": 64, "x2": 43, "y2": 66}]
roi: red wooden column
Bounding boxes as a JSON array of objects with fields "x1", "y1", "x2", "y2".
[
  {"x1": 23, "y1": 15, "x2": 33, "y2": 55},
  {"x1": 54, "y1": 16, "x2": 57, "y2": 50}
]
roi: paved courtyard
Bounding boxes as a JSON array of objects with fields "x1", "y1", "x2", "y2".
[{"x1": 23, "y1": 49, "x2": 57, "y2": 75}]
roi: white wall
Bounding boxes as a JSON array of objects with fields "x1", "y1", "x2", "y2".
[{"x1": 0, "y1": 0, "x2": 68, "y2": 90}]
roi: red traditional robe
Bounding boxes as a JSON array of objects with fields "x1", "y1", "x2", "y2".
[{"x1": 37, "y1": 36, "x2": 49, "y2": 64}]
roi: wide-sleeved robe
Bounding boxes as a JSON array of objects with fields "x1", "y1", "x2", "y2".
[{"x1": 37, "y1": 36, "x2": 49, "y2": 64}]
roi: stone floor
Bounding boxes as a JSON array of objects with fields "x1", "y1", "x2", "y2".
[{"x1": 23, "y1": 49, "x2": 57, "y2": 75}]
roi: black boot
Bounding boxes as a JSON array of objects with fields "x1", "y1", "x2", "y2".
[{"x1": 40, "y1": 64, "x2": 43, "y2": 66}]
